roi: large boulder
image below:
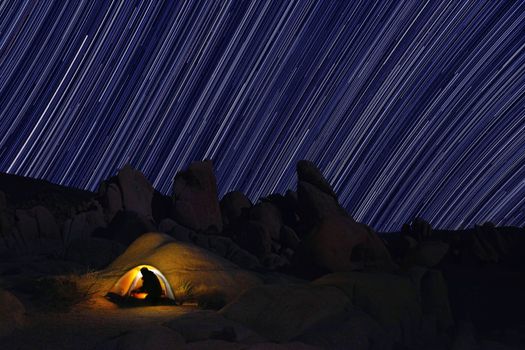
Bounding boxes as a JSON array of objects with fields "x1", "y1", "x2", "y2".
[
  {"x1": 92, "y1": 232, "x2": 262, "y2": 303},
  {"x1": 296, "y1": 160, "x2": 337, "y2": 199},
  {"x1": 301, "y1": 216, "x2": 368, "y2": 272},
  {"x1": 97, "y1": 164, "x2": 154, "y2": 222},
  {"x1": 117, "y1": 164, "x2": 154, "y2": 220},
  {"x1": 312, "y1": 270, "x2": 453, "y2": 347},
  {"x1": 297, "y1": 216, "x2": 394, "y2": 273},
  {"x1": 220, "y1": 191, "x2": 252, "y2": 227},
  {"x1": 296, "y1": 181, "x2": 346, "y2": 227},
  {"x1": 0, "y1": 289, "x2": 25, "y2": 337},
  {"x1": 293, "y1": 161, "x2": 394, "y2": 275},
  {"x1": 220, "y1": 284, "x2": 350, "y2": 342},
  {"x1": 98, "y1": 182, "x2": 122, "y2": 222},
  {"x1": 171, "y1": 160, "x2": 223, "y2": 233},
  {"x1": 15, "y1": 205, "x2": 60, "y2": 241}
]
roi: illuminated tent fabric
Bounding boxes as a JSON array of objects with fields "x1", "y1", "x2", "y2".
[
  {"x1": 109, "y1": 265, "x2": 175, "y2": 299},
  {"x1": 89, "y1": 232, "x2": 262, "y2": 303}
]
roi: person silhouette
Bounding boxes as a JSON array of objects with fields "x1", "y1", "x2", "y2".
[{"x1": 132, "y1": 267, "x2": 162, "y2": 304}]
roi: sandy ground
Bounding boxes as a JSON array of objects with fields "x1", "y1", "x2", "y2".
[{"x1": 2, "y1": 298, "x2": 196, "y2": 350}]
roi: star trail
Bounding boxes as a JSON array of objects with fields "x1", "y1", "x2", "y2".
[{"x1": 1, "y1": 0, "x2": 524, "y2": 232}]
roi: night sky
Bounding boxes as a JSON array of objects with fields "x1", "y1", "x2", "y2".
[{"x1": 1, "y1": 1, "x2": 524, "y2": 231}]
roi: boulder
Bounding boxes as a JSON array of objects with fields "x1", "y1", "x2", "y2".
[
  {"x1": 62, "y1": 201, "x2": 106, "y2": 243},
  {"x1": 296, "y1": 181, "x2": 346, "y2": 227},
  {"x1": 164, "y1": 310, "x2": 263, "y2": 343},
  {"x1": 93, "y1": 232, "x2": 262, "y2": 303},
  {"x1": 302, "y1": 216, "x2": 367, "y2": 272},
  {"x1": 403, "y1": 241, "x2": 450, "y2": 268},
  {"x1": 296, "y1": 160, "x2": 337, "y2": 199},
  {"x1": 220, "y1": 284, "x2": 350, "y2": 342},
  {"x1": 294, "y1": 308, "x2": 390, "y2": 350},
  {"x1": 293, "y1": 162, "x2": 394, "y2": 274},
  {"x1": 117, "y1": 164, "x2": 154, "y2": 220},
  {"x1": 261, "y1": 253, "x2": 289, "y2": 270},
  {"x1": 104, "y1": 210, "x2": 156, "y2": 245},
  {"x1": 249, "y1": 202, "x2": 282, "y2": 240},
  {"x1": 98, "y1": 182, "x2": 122, "y2": 222},
  {"x1": 313, "y1": 271, "x2": 438, "y2": 346},
  {"x1": 410, "y1": 217, "x2": 433, "y2": 242},
  {"x1": 157, "y1": 217, "x2": 179, "y2": 234},
  {"x1": 94, "y1": 326, "x2": 185, "y2": 350},
  {"x1": 172, "y1": 160, "x2": 223, "y2": 233},
  {"x1": 0, "y1": 289, "x2": 25, "y2": 337},
  {"x1": 14, "y1": 205, "x2": 61, "y2": 250},
  {"x1": 280, "y1": 225, "x2": 301, "y2": 250},
  {"x1": 235, "y1": 220, "x2": 271, "y2": 257},
  {"x1": 220, "y1": 191, "x2": 252, "y2": 226}
]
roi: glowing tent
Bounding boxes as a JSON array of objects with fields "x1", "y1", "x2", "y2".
[
  {"x1": 108, "y1": 264, "x2": 174, "y2": 300},
  {"x1": 88, "y1": 232, "x2": 261, "y2": 306}
]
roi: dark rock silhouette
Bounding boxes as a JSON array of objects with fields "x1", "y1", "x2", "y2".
[
  {"x1": 100, "y1": 210, "x2": 156, "y2": 245},
  {"x1": 293, "y1": 161, "x2": 394, "y2": 275},
  {"x1": 62, "y1": 200, "x2": 106, "y2": 244},
  {"x1": 220, "y1": 191, "x2": 252, "y2": 227},
  {"x1": 97, "y1": 164, "x2": 154, "y2": 222},
  {"x1": 296, "y1": 160, "x2": 337, "y2": 199},
  {"x1": 171, "y1": 160, "x2": 223, "y2": 233}
]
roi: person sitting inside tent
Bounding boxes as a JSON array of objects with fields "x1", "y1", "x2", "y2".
[{"x1": 132, "y1": 267, "x2": 162, "y2": 304}]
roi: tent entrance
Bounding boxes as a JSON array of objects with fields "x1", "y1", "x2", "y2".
[{"x1": 107, "y1": 265, "x2": 175, "y2": 302}]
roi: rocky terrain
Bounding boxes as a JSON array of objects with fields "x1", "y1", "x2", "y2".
[{"x1": 0, "y1": 160, "x2": 524, "y2": 349}]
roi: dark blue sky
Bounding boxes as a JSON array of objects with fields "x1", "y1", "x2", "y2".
[{"x1": 1, "y1": 1, "x2": 524, "y2": 231}]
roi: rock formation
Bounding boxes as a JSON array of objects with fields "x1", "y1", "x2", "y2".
[{"x1": 171, "y1": 160, "x2": 223, "y2": 233}]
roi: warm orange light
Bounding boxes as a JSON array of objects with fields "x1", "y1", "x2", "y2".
[
  {"x1": 108, "y1": 264, "x2": 175, "y2": 300},
  {"x1": 130, "y1": 292, "x2": 148, "y2": 299}
]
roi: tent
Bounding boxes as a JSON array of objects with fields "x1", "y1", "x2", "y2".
[
  {"x1": 108, "y1": 264, "x2": 174, "y2": 300},
  {"x1": 90, "y1": 232, "x2": 261, "y2": 306}
]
